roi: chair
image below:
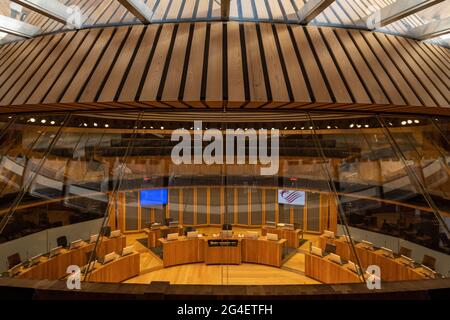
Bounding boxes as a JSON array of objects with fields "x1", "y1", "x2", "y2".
[
  {"x1": 222, "y1": 224, "x2": 233, "y2": 231},
  {"x1": 85, "y1": 250, "x2": 97, "y2": 264},
  {"x1": 399, "y1": 247, "x2": 412, "y2": 258},
  {"x1": 325, "y1": 243, "x2": 336, "y2": 254},
  {"x1": 57, "y1": 236, "x2": 68, "y2": 248},
  {"x1": 164, "y1": 218, "x2": 173, "y2": 227},
  {"x1": 422, "y1": 254, "x2": 436, "y2": 270},
  {"x1": 184, "y1": 226, "x2": 196, "y2": 236},
  {"x1": 7, "y1": 253, "x2": 21, "y2": 269},
  {"x1": 101, "y1": 226, "x2": 111, "y2": 237}
]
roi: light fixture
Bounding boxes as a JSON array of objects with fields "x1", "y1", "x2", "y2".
[
  {"x1": 50, "y1": 121, "x2": 55, "y2": 125},
  {"x1": 327, "y1": 126, "x2": 331, "y2": 129},
  {"x1": 364, "y1": 124, "x2": 369, "y2": 128},
  {"x1": 401, "y1": 121, "x2": 407, "y2": 125},
  {"x1": 407, "y1": 120, "x2": 412, "y2": 124},
  {"x1": 105, "y1": 124, "x2": 109, "y2": 128},
  {"x1": 161, "y1": 126, "x2": 164, "y2": 130},
  {"x1": 349, "y1": 124, "x2": 354, "y2": 128},
  {"x1": 292, "y1": 127, "x2": 296, "y2": 130},
  {"x1": 414, "y1": 120, "x2": 420, "y2": 124},
  {"x1": 29, "y1": 118, "x2": 36, "y2": 123},
  {"x1": 93, "y1": 123, "x2": 98, "y2": 127},
  {"x1": 357, "y1": 124, "x2": 361, "y2": 128},
  {"x1": 41, "y1": 119, "x2": 46, "y2": 124},
  {"x1": 83, "y1": 123, "x2": 88, "y2": 127}
]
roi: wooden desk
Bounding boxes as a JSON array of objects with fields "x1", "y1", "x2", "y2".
[
  {"x1": 262, "y1": 227, "x2": 301, "y2": 248},
  {"x1": 318, "y1": 238, "x2": 428, "y2": 282},
  {"x1": 304, "y1": 252, "x2": 362, "y2": 284},
  {"x1": 159, "y1": 236, "x2": 205, "y2": 267},
  {"x1": 242, "y1": 237, "x2": 287, "y2": 267},
  {"x1": 146, "y1": 227, "x2": 183, "y2": 248},
  {"x1": 13, "y1": 236, "x2": 126, "y2": 280},
  {"x1": 319, "y1": 235, "x2": 353, "y2": 261},
  {"x1": 89, "y1": 252, "x2": 140, "y2": 283},
  {"x1": 204, "y1": 237, "x2": 242, "y2": 265}
]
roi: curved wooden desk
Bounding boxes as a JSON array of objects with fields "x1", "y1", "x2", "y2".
[
  {"x1": 159, "y1": 236, "x2": 205, "y2": 267},
  {"x1": 262, "y1": 227, "x2": 301, "y2": 248},
  {"x1": 318, "y1": 236, "x2": 428, "y2": 281},
  {"x1": 304, "y1": 252, "x2": 362, "y2": 284},
  {"x1": 242, "y1": 237, "x2": 287, "y2": 267},
  {"x1": 12, "y1": 236, "x2": 126, "y2": 280},
  {"x1": 89, "y1": 252, "x2": 140, "y2": 283},
  {"x1": 159, "y1": 235, "x2": 287, "y2": 268},
  {"x1": 145, "y1": 227, "x2": 183, "y2": 248}
]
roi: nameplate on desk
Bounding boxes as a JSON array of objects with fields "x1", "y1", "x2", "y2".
[{"x1": 208, "y1": 240, "x2": 238, "y2": 247}]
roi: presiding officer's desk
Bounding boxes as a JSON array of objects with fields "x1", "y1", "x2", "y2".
[
  {"x1": 159, "y1": 234, "x2": 287, "y2": 268},
  {"x1": 319, "y1": 235, "x2": 430, "y2": 281},
  {"x1": 204, "y1": 236, "x2": 242, "y2": 265},
  {"x1": 11, "y1": 235, "x2": 126, "y2": 280},
  {"x1": 262, "y1": 226, "x2": 301, "y2": 248},
  {"x1": 145, "y1": 226, "x2": 183, "y2": 248},
  {"x1": 89, "y1": 251, "x2": 140, "y2": 283},
  {"x1": 304, "y1": 252, "x2": 363, "y2": 284}
]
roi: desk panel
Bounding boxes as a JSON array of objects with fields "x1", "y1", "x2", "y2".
[
  {"x1": 242, "y1": 237, "x2": 287, "y2": 267},
  {"x1": 262, "y1": 227, "x2": 300, "y2": 248},
  {"x1": 89, "y1": 252, "x2": 140, "y2": 283},
  {"x1": 159, "y1": 236, "x2": 205, "y2": 267},
  {"x1": 304, "y1": 252, "x2": 362, "y2": 284}
]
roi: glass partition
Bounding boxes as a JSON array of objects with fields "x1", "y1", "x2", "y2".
[{"x1": 1, "y1": 111, "x2": 449, "y2": 286}]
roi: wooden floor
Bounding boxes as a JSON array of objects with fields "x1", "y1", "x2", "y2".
[
  {"x1": 123, "y1": 229, "x2": 320, "y2": 285},
  {"x1": 125, "y1": 262, "x2": 320, "y2": 285}
]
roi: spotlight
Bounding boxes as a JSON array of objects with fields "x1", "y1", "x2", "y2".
[
  {"x1": 349, "y1": 124, "x2": 354, "y2": 128},
  {"x1": 414, "y1": 120, "x2": 420, "y2": 124},
  {"x1": 41, "y1": 119, "x2": 46, "y2": 124},
  {"x1": 29, "y1": 118, "x2": 36, "y2": 123},
  {"x1": 50, "y1": 121, "x2": 55, "y2": 125},
  {"x1": 407, "y1": 120, "x2": 412, "y2": 124},
  {"x1": 93, "y1": 123, "x2": 98, "y2": 127},
  {"x1": 401, "y1": 121, "x2": 407, "y2": 125},
  {"x1": 105, "y1": 124, "x2": 109, "y2": 128}
]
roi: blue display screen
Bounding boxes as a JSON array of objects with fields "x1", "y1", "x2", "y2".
[{"x1": 140, "y1": 189, "x2": 168, "y2": 206}]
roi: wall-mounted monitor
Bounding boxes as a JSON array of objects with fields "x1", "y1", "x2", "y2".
[
  {"x1": 140, "y1": 189, "x2": 168, "y2": 206},
  {"x1": 278, "y1": 190, "x2": 305, "y2": 206}
]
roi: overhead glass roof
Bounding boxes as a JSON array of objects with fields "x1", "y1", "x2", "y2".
[{"x1": 0, "y1": 0, "x2": 449, "y2": 47}]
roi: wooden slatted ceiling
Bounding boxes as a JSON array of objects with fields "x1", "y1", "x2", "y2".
[
  {"x1": 0, "y1": 22, "x2": 449, "y2": 115},
  {"x1": 0, "y1": 0, "x2": 438, "y2": 43}
]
